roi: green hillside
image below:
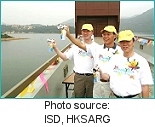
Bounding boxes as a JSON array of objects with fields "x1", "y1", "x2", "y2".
[{"x1": 120, "y1": 8, "x2": 153, "y2": 34}]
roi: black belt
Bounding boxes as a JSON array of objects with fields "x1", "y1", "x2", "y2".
[
  {"x1": 113, "y1": 93, "x2": 139, "y2": 98},
  {"x1": 100, "y1": 79, "x2": 109, "y2": 82},
  {"x1": 75, "y1": 72, "x2": 93, "y2": 76}
]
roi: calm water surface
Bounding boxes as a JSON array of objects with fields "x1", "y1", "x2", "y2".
[{"x1": 1, "y1": 33, "x2": 73, "y2": 95}]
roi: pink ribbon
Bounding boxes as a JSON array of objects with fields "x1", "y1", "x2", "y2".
[{"x1": 39, "y1": 73, "x2": 49, "y2": 93}]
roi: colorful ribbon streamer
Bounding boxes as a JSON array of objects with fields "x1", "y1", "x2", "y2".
[
  {"x1": 137, "y1": 37, "x2": 154, "y2": 46},
  {"x1": 147, "y1": 40, "x2": 152, "y2": 46},
  {"x1": 19, "y1": 79, "x2": 36, "y2": 97},
  {"x1": 27, "y1": 79, "x2": 36, "y2": 93},
  {"x1": 19, "y1": 87, "x2": 28, "y2": 98},
  {"x1": 140, "y1": 39, "x2": 148, "y2": 45},
  {"x1": 39, "y1": 73, "x2": 49, "y2": 93}
]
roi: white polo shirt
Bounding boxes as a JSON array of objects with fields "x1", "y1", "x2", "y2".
[
  {"x1": 65, "y1": 42, "x2": 98, "y2": 73},
  {"x1": 86, "y1": 43, "x2": 123, "y2": 82},
  {"x1": 106, "y1": 53, "x2": 153, "y2": 96},
  {"x1": 94, "y1": 43, "x2": 123, "y2": 73}
]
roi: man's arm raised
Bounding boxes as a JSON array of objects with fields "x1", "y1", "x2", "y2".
[
  {"x1": 52, "y1": 41, "x2": 68, "y2": 61},
  {"x1": 65, "y1": 26, "x2": 87, "y2": 51}
]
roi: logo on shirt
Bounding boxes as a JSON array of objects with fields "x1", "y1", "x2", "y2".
[
  {"x1": 98, "y1": 54, "x2": 111, "y2": 63},
  {"x1": 113, "y1": 65, "x2": 134, "y2": 76},
  {"x1": 78, "y1": 50, "x2": 93, "y2": 59},
  {"x1": 113, "y1": 59, "x2": 140, "y2": 79},
  {"x1": 98, "y1": 48, "x2": 120, "y2": 64}
]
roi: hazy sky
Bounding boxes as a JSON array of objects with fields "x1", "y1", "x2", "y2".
[{"x1": 1, "y1": 1, "x2": 154, "y2": 25}]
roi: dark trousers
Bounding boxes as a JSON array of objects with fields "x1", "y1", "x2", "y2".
[{"x1": 74, "y1": 73, "x2": 94, "y2": 98}]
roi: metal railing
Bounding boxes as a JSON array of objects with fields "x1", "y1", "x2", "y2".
[{"x1": 2, "y1": 43, "x2": 72, "y2": 98}]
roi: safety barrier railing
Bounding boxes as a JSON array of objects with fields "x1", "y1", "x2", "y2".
[{"x1": 134, "y1": 35, "x2": 154, "y2": 64}]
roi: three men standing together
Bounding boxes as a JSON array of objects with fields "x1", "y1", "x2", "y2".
[{"x1": 52, "y1": 23, "x2": 153, "y2": 98}]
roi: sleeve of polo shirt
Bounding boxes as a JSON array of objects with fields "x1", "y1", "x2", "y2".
[{"x1": 140, "y1": 59, "x2": 154, "y2": 85}]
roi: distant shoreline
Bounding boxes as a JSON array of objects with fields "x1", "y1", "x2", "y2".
[{"x1": 1, "y1": 37, "x2": 29, "y2": 41}]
